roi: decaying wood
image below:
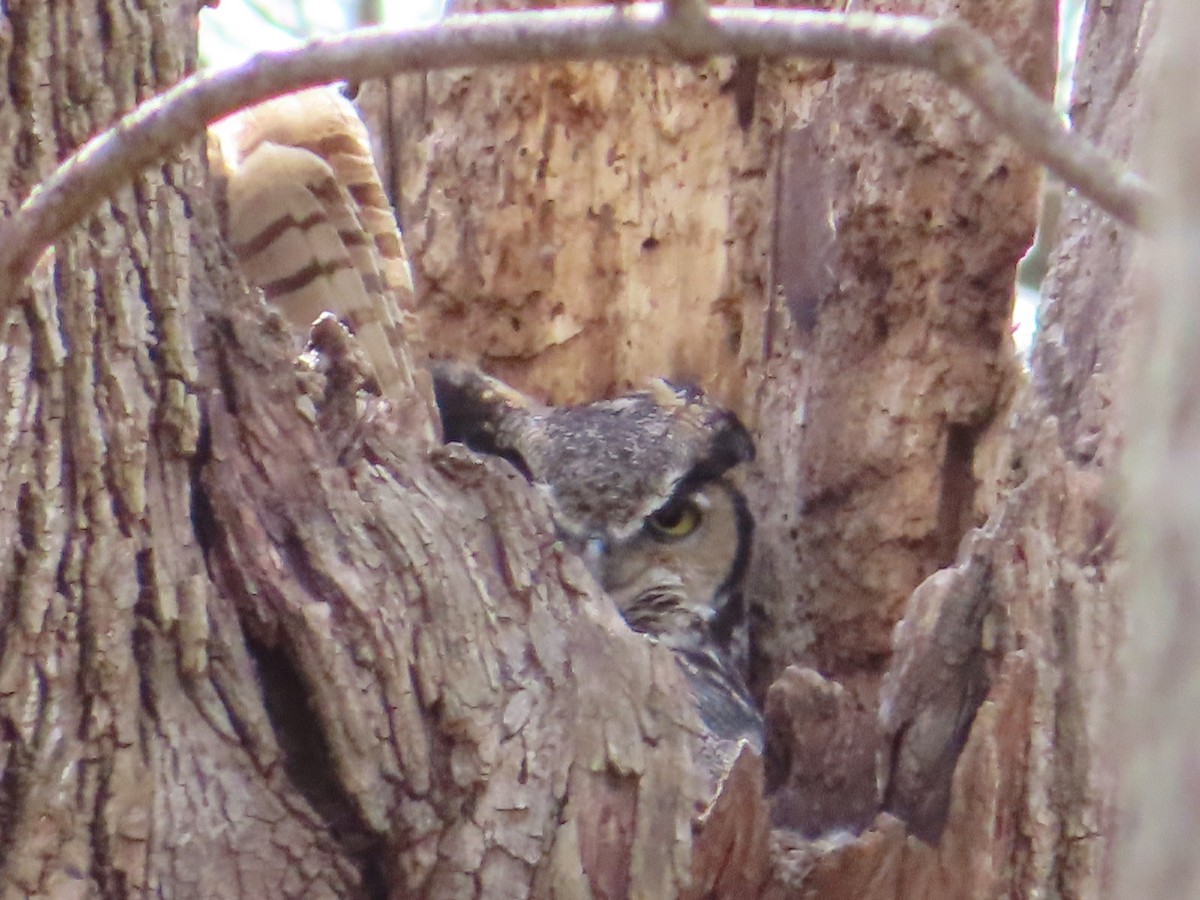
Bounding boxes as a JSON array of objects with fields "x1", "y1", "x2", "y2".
[
  {"x1": 367, "y1": 31, "x2": 776, "y2": 407},
  {"x1": 755, "y1": 0, "x2": 1132, "y2": 890},
  {"x1": 371, "y1": 0, "x2": 1133, "y2": 896},
  {"x1": 760, "y1": 0, "x2": 1136, "y2": 890}
]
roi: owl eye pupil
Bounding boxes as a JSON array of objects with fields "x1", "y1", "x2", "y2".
[
  {"x1": 647, "y1": 497, "x2": 702, "y2": 539},
  {"x1": 656, "y1": 506, "x2": 685, "y2": 528}
]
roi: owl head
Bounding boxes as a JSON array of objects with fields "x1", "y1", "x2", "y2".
[{"x1": 431, "y1": 363, "x2": 755, "y2": 652}]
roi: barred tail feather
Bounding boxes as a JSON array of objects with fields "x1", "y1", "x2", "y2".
[{"x1": 213, "y1": 87, "x2": 419, "y2": 399}]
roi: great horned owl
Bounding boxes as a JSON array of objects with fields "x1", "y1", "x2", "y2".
[
  {"x1": 213, "y1": 88, "x2": 762, "y2": 748},
  {"x1": 432, "y1": 363, "x2": 762, "y2": 748}
]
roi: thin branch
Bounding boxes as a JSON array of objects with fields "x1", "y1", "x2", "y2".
[{"x1": 0, "y1": 3, "x2": 1156, "y2": 309}]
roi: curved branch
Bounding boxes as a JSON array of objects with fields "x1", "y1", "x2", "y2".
[{"x1": 0, "y1": 3, "x2": 1155, "y2": 308}]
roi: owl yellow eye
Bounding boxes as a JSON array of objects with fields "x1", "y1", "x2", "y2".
[{"x1": 647, "y1": 497, "x2": 702, "y2": 539}]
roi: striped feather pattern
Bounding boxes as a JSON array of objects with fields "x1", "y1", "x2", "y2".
[{"x1": 213, "y1": 87, "x2": 419, "y2": 398}]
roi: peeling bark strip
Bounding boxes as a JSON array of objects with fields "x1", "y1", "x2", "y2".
[{"x1": 878, "y1": 556, "x2": 997, "y2": 843}]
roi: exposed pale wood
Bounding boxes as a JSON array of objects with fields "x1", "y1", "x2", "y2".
[
  {"x1": 371, "y1": 0, "x2": 787, "y2": 409},
  {"x1": 371, "y1": 0, "x2": 1137, "y2": 897}
]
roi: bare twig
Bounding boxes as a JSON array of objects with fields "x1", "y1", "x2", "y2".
[{"x1": 0, "y1": 3, "x2": 1156, "y2": 309}]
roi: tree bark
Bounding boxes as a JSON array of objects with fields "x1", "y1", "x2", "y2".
[
  {"x1": 0, "y1": 2, "x2": 217, "y2": 895},
  {"x1": 0, "y1": 3, "x2": 726, "y2": 898},
  {"x1": 0, "y1": 0, "x2": 1162, "y2": 898}
]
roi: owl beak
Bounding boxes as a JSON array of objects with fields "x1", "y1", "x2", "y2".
[{"x1": 582, "y1": 536, "x2": 607, "y2": 584}]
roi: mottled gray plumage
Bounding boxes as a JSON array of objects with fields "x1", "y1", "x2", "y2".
[{"x1": 432, "y1": 363, "x2": 762, "y2": 749}]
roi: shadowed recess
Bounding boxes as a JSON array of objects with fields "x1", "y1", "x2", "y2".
[{"x1": 248, "y1": 637, "x2": 387, "y2": 900}]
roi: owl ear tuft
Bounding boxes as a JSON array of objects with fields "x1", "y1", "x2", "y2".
[
  {"x1": 430, "y1": 362, "x2": 535, "y2": 479},
  {"x1": 647, "y1": 378, "x2": 755, "y2": 479},
  {"x1": 689, "y1": 413, "x2": 756, "y2": 483}
]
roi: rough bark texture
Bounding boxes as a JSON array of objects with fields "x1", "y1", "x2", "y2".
[
  {"x1": 194, "y1": 286, "x2": 711, "y2": 897},
  {"x1": 0, "y1": 2, "x2": 737, "y2": 898},
  {"x1": 0, "y1": 2, "x2": 208, "y2": 896},
  {"x1": 0, "y1": 0, "x2": 1155, "y2": 898}
]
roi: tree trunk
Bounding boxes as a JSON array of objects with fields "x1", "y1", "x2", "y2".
[
  {"x1": 1114, "y1": 0, "x2": 1200, "y2": 896},
  {"x1": 0, "y1": 1, "x2": 1162, "y2": 899},
  {"x1": 0, "y1": 3, "x2": 722, "y2": 898}
]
